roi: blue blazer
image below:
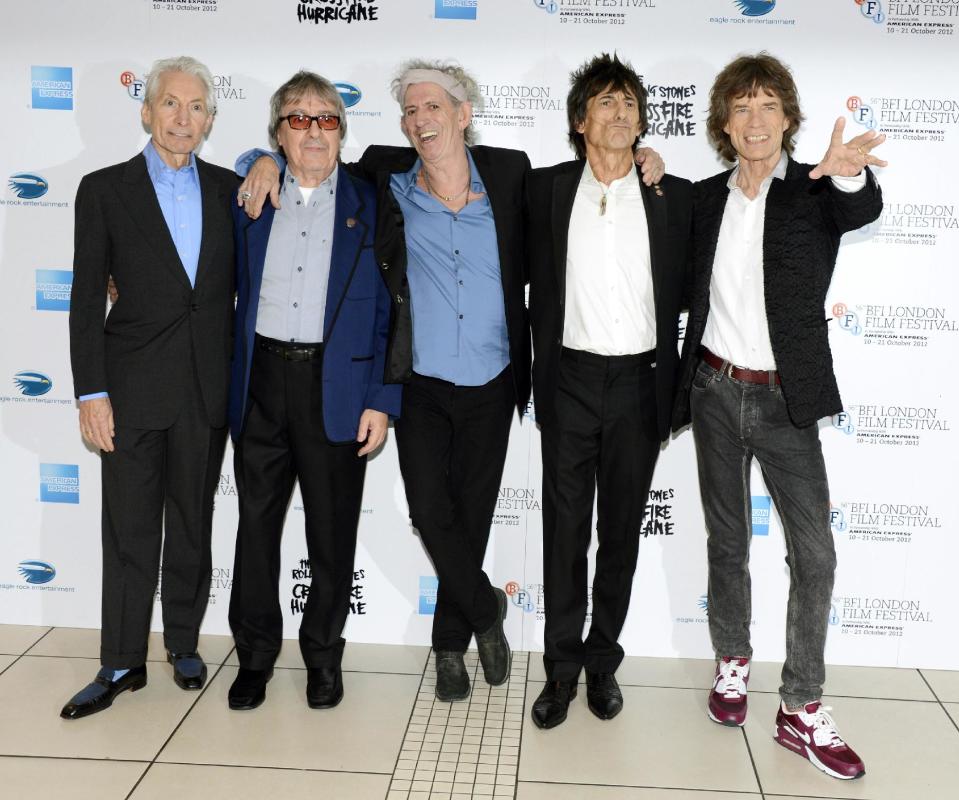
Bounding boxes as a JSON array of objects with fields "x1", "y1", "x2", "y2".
[{"x1": 228, "y1": 169, "x2": 401, "y2": 443}]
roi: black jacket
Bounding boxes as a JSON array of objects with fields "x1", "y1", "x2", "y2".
[
  {"x1": 528, "y1": 159, "x2": 692, "y2": 440},
  {"x1": 673, "y1": 158, "x2": 883, "y2": 430}
]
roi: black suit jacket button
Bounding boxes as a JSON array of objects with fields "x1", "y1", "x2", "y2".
[{"x1": 191, "y1": 304, "x2": 199, "y2": 312}]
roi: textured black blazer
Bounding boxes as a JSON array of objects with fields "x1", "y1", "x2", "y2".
[
  {"x1": 355, "y1": 145, "x2": 532, "y2": 413},
  {"x1": 70, "y1": 153, "x2": 237, "y2": 429},
  {"x1": 673, "y1": 158, "x2": 882, "y2": 430},
  {"x1": 527, "y1": 159, "x2": 693, "y2": 440}
]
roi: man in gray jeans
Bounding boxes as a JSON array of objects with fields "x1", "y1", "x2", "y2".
[{"x1": 673, "y1": 53, "x2": 885, "y2": 781}]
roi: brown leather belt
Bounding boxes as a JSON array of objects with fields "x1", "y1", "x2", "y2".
[{"x1": 701, "y1": 347, "x2": 780, "y2": 385}]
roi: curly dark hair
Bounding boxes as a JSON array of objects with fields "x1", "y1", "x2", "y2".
[
  {"x1": 567, "y1": 53, "x2": 648, "y2": 160},
  {"x1": 707, "y1": 52, "x2": 805, "y2": 163}
]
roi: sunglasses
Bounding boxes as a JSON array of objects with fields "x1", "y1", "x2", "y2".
[{"x1": 285, "y1": 113, "x2": 341, "y2": 131}]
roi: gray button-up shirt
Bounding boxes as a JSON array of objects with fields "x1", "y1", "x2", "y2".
[{"x1": 255, "y1": 166, "x2": 337, "y2": 343}]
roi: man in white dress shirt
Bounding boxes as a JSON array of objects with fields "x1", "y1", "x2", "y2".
[
  {"x1": 527, "y1": 53, "x2": 692, "y2": 729},
  {"x1": 673, "y1": 53, "x2": 886, "y2": 780}
]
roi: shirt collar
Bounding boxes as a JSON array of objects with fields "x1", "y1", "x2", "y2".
[
  {"x1": 144, "y1": 140, "x2": 199, "y2": 187},
  {"x1": 398, "y1": 147, "x2": 486, "y2": 198},
  {"x1": 281, "y1": 163, "x2": 339, "y2": 197},
  {"x1": 580, "y1": 157, "x2": 639, "y2": 191},
  {"x1": 727, "y1": 151, "x2": 788, "y2": 192}
]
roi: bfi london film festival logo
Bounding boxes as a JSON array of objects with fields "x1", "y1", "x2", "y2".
[
  {"x1": 153, "y1": 565, "x2": 231, "y2": 605},
  {"x1": 296, "y1": 0, "x2": 380, "y2": 24},
  {"x1": 833, "y1": 594, "x2": 933, "y2": 638},
  {"x1": 473, "y1": 80, "x2": 563, "y2": 135},
  {"x1": 39, "y1": 464, "x2": 79, "y2": 504},
  {"x1": 493, "y1": 484, "x2": 541, "y2": 528},
  {"x1": 858, "y1": 198, "x2": 958, "y2": 248},
  {"x1": 831, "y1": 403, "x2": 951, "y2": 447},
  {"x1": 31, "y1": 66, "x2": 73, "y2": 111},
  {"x1": 710, "y1": 1, "x2": 796, "y2": 26},
  {"x1": 848, "y1": 93, "x2": 957, "y2": 145},
  {"x1": 121, "y1": 70, "x2": 246, "y2": 104},
  {"x1": 435, "y1": 0, "x2": 477, "y2": 20},
  {"x1": 532, "y1": 0, "x2": 658, "y2": 27},
  {"x1": 831, "y1": 301, "x2": 957, "y2": 349},
  {"x1": 831, "y1": 499, "x2": 942, "y2": 546},
  {"x1": 852, "y1": 0, "x2": 958, "y2": 37},
  {"x1": 505, "y1": 580, "x2": 545, "y2": 620},
  {"x1": 289, "y1": 561, "x2": 368, "y2": 616}
]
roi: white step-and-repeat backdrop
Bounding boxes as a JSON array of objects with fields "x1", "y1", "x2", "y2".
[{"x1": 2, "y1": 0, "x2": 956, "y2": 670}]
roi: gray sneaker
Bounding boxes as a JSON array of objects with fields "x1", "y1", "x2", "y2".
[
  {"x1": 434, "y1": 650, "x2": 470, "y2": 702},
  {"x1": 475, "y1": 587, "x2": 511, "y2": 686}
]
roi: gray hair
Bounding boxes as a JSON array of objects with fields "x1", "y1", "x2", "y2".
[
  {"x1": 268, "y1": 71, "x2": 347, "y2": 150},
  {"x1": 143, "y1": 56, "x2": 216, "y2": 115},
  {"x1": 391, "y1": 59, "x2": 483, "y2": 146}
]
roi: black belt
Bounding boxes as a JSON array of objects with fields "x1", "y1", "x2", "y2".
[
  {"x1": 701, "y1": 347, "x2": 780, "y2": 385},
  {"x1": 561, "y1": 347, "x2": 656, "y2": 369},
  {"x1": 257, "y1": 335, "x2": 323, "y2": 362}
]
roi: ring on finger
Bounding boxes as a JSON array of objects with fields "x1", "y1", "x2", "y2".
[{"x1": 240, "y1": 190, "x2": 253, "y2": 201}]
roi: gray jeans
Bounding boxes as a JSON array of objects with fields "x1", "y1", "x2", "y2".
[{"x1": 690, "y1": 359, "x2": 836, "y2": 706}]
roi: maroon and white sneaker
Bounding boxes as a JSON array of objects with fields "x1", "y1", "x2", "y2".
[
  {"x1": 707, "y1": 656, "x2": 750, "y2": 726},
  {"x1": 774, "y1": 701, "x2": 865, "y2": 780}
]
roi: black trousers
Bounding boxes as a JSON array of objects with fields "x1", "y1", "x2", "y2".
[
  {"x1": 541, "y1": 348, "x2": 660, "y2": 682},
  {"x1": 100, "y1": 379, "x2": 227, "y2": 668},
  {"x1": 229, "y1": 339, "x2": 367, "y2": 670},
  {"x1": 395, "y1": 367, "x2": 515, "y2": 652}
]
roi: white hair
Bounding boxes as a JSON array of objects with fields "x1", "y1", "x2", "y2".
[
  {"x1": 391, "y1": 59, "x2": 483, "y2": 145},
  {"x1": 143, "y1": 56, "x2": 216, "y2": 115}
]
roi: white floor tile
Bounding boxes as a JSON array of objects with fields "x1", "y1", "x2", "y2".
[
  {"x1": 945, "y1": 703, "x2": 959, "y2": 728},
  {"x1": 131, "y1": 763, "x2": 390, "y2": 799},
  {"x1": 0, "y1": 624, "x2": 51, "y2": 655},
  {"x1": 158, "y1": 666, "x2": 418, "y2": 772},
  {"x1": 0, "y1": 656, "x2": 201, "y2": 760},
  {"x1": 225, "y1": 640, "x2": 430, "y2": 674},
  {"x1": 519, "y1": 686, "x2": 759, "y2": 793},
  {"x1": 745, "y1": 690, "x2": 959, "y2": 799},
  {"x1": 922, "y1": 669, "x2": 959, "y2": 703},
  {"x1": 0, "y1": 655, "x2": 15, "y2": 672},
  {"x1": 518, "y1": 785, "x2": 761, "y2": 800},
  {"x1": 0, "y1": 755, "x2": 146, "y2": 799},
  {"x1": 747, "y1": 661, "x2": 934, "y2": 701},
  {"x1": 27, "y1": 626, "x2": 235, "y2": 666}
]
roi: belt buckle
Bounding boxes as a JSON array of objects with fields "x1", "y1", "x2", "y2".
[{"x1": 724, "y1": 361, "x2": 735, "y2": 379}]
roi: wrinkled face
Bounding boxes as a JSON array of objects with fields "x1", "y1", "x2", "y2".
[
  {"x1": 577, "y1": 85, "x2": 642, "y2": 158},
  {"x1": 400, "y1": 82, "x2": 470, "y2": 165},
  {"x1": 723, "y1": 88, "x2": 790, "y2": 165},
  {"x1": 276, "y1": 92, "x2": 341, "y2": 186},
  {"x1": 141, "y1": 70, "x2": 213, "y2": 167}
]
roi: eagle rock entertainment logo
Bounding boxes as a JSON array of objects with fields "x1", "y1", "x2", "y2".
[
  {"x1": 436, "y1": 0, "x2": 477, "y2": 19},
  {"x1": 296, "y1": 0, "x2": 380, "y2": 24},
  {"x1": 39, "y1": 464, "x2": 79, "y2": 504},
  {"x1": 14, "y1": 371, "x2": 52, "y2": 397},
  {"x1": 852, "y1": 0, "x2": 957, "y2": 36},
  {"x1": 31, "y1": 66, "x2": 73, "y2": 110},
  {"x1": 7, "y1": 173, "x2": 48, "y2": 200},
  {"x1": 35, "y1": 270, "x2": 72, "y2": 312},
  {"x1": 832, "y1": 498, "x2": 942, "y2": 545},
  {"x1": 711, "y1": 0, "x2": 795, "y2": 25},
  {"x1": 848, "y1": 93, "x2": 958, "y2": 144},
  {"x1": 831, "y1": 403, "x2": 951, "y2": 447},
  {"x1": 859, "y1": 198, "x2": 958, "y2": 247},
  {"x1": 831, "y1": 301, "x2": 957, "y2": 349},
  {"x1": 835, "y1": 594, "x2": 933, "y2": 638},
  {"x1": 335, "y1": 81, "x2": 381, "y2": 120},
  {"x1": 18, "y1": 560, "x2": 56, "y2": 585},
  {"x1": 533, "y1": 0, "x2": 658, "y2": 27},
  {"x1": 676, "y1": 593, "x2": 710, "y2": 624},
  {"x1": 419, "y1": 575, "x2": 438, "y2": 614}
]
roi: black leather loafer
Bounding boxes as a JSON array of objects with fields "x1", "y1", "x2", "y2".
[
  {"x1": 586, "y1": 671, "x2": 623, "y2": 720},
  {"x1": 167, "y1": 651, "x2": 207, "y2": 690},
  {"x1": 531, "y1": 680, "x2": 577, "y2": 729},
  {"x1": 60, "y1": 665, "x2": 148, "y2": 720},
  {"x1": 306, "y1": 666, "x2": 344, "y2": 709},
  {"x1": 435, "y1": 650, "x2": 470, "y2": 701},
  {"x1": 228, "y1": 667, "x2": 273, "y2": 710},
  {"x1": 475, "y1": 587, "x2": 511, "y2": 686}
]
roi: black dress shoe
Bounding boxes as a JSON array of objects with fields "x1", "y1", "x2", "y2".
[
  {"x1": 306, "y1": 666, "x2": 343, "y2": 709},
  {"x1": 434, "y1": 650, "x2": 470, "y2": 702},
  {"x1": 531, "y1": 680, "x2": 577, "y2": 729},
  {"x1": 475, "y1": 587, "x2": 511, "y2": 686},
  {"x1": 60, "y1": 665, "x2": 148, "y2": 720},
  {"x1": 167, "y1": 651, "x2": 207, "y2": 690},
  {"x1": 586, "y1": 671, "x2": 623, "y2": 720},
  {"x1": 228, "y1": 667, "x2": 273, "y2": 710}
]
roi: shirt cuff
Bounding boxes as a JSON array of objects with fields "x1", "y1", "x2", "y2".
[
  {"x1": 831, "y1": 171, "x2": 868, "y2": 193},
  {"x1": 79, "y1": 392, "x2": 109, "y2": 402},
  {"x1": 235, "y1": 148, "x2": 285, "y2": 177}
]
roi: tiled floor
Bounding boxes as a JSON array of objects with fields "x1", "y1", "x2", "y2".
[{"x1": 1, "y1": 624, "x2": 957, "y2": 799}]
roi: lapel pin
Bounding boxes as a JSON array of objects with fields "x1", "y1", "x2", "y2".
[
  {"x1": 346, "y1": 217, "x2": 357, "y2": 228},
  {"x1": 653, "y1": 184, "x2": 664, "y2": 197}
]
